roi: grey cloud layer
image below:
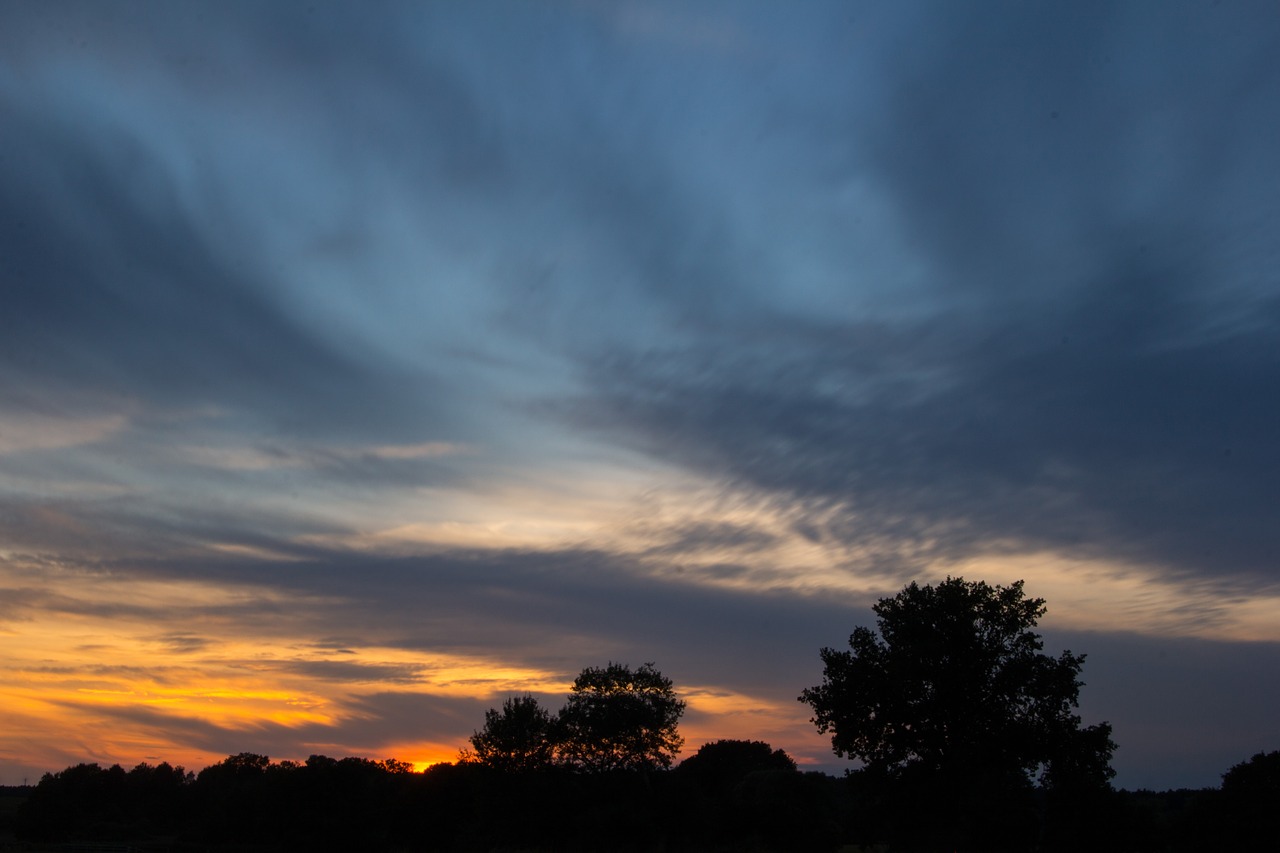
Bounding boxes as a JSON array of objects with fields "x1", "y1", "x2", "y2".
[
  {"x1": 109, "y1": 546, "x2": 869, "y2": 695},
  {"x1": 0, "y1": 89, "x2": 454, "y2": 445},
  {"x1": 562, "y1": 1, "x2": 1280, "y2": 585},
  {"x1": 571, "y1": 280, "x2": 1280, "y2": 583}
]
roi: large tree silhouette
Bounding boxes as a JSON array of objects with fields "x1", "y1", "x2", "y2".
[{"x1": 801, "y1": 577, "x2": 1115, "y2": 850}]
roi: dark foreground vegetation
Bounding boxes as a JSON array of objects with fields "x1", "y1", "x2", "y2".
[
  {"x1": 4, "y1": 748, "x2": 1279, "y2": 852},
  {"x1": 5, "y1": 579, "x2": 1276, "y2": 851}
]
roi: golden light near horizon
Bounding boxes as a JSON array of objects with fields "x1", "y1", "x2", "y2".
[
  {"x1": 0, "y1": 553, "x2": 574, "y2": 775},
  {"x1": 6, "y1": 471, "x2": 1275, "y2": 786},
  {"x1": 4, "y1": 535, "x2": 843, "y2": 775}
]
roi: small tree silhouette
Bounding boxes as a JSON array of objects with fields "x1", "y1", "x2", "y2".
[
  {"x1": 556, "y1": 661, "x2": 685, "y2": 772},
  {"x1": 678, "y1": 739, "x2": 797, "y2": 793},
  {"x1": 464, "y1": 694, "x2": 557, "y2": 771}
]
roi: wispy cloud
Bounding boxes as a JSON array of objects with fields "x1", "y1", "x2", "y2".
[{"x1": 0, "y1": 413, "x2": 129, "y2": 455}]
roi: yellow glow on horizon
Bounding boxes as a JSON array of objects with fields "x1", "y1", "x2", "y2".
[
  {"x1": 0, "y1": 555, "x2": 576, "y2": 778},
  {"x1": 390, "y1": 741, "x2": 468, "y2": 771}
]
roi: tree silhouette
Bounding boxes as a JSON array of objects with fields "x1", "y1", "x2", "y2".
[
  {"x1": 1220, "y1": 750, "x2": 1280, "y2": 851},
  {"x1": 464, "y1": 694, "x2": 557, "y2": 771},
  {"x1": 556, "y1": 661, "x2": 685, "y2": 772},
  {"x1": 14, "y1": 761, "x2": 194, "y2": 842},
  {"x1": 678, "y1": 739, "x2": 797, "y2": 793},
  {"x1": 800, "y1": 577, "x2": 1115, "y2": 850}
]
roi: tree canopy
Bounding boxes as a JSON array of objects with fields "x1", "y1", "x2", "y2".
[
  {"x1": 18, "y1": 746, "x2": 1280, "y2": 853},
  {"x1": 800, "y1": 577, "x2": 1114, "y2": 788},
  {"x1": 677, "y1": 739, "x2": 798, "y2": 792},
  {"x1": 556, "y1": 661, "x2": 686, "y2": 772},
  {"x1": 800, "y1": 577, "x2": 1116, "y2": 849},
  {"x1": 465, "y1": 694, "x2": 556, "y2": 772},
  {"x1": 1220, "y1": 750, "x2": 1280, "y2": 851},
  {"x1": 461, "y1": 662, "x2": 686, "y2": 774}
]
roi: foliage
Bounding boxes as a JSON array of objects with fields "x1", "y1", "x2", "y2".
[
  {"x1": 13, "y1": 761, "x2": 192, "y2": 841},
  {"x1": 465, "y1": 693, "x2": 557, "y2": 771},
  {"x1": 677, "y1": 738, "x2": 798, "y2": 792},
  {"x1": 1222, "y1": 749, "x2": 1280, "y2": 798},
  {"x1": 556, "y1": 661, "x2": 686, "y2": 772},
  {"x1": 1220, "y1": 750, "x2": 1280, "y2": 851},
  {"x1": 461, "y1": 663, "x2": 686, "y2": 774},
  {"x1": 11, "y1": 743, "x2": 1280, "y2": 851},
  {"x1": 801, "y1": 577, "x2": 1114, "y2": 784},
  {"x1": 800, "y1": 577, "x2": 1115, "y2": 850},
  {"x1": 672, "y1": 740, "x2": 844, "y2": 850}
]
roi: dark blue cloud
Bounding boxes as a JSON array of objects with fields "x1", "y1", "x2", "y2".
[
  {"x1": 569, "y1": 275, "x2": 1280, "y2": 583},
  {"x1": 0, "y1": 89, "x2": 459, "y2": 445},
  {"x1": 563, "y1": 0, "x2": 1280, "y2": 586}
]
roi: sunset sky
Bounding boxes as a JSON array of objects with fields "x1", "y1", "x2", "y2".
[{"x1": 2, "y1": 0, "x2": 1279, "y2": 791}]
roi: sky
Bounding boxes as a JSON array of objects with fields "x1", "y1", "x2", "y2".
[{"x1": 1, "y1": 0, "x2": 1278, "y2": 792}]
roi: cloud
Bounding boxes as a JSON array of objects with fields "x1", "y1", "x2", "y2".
[
  {"x1": 271, "y1": 660, "x2": 428, "y2": 686},
  {"x1": 568, "y1": 285, "x2": 1280, "y2": 585},
  {"x1": 0, "y1": 412, "x2": 128, "y2": 455},
  {"x1": 555, "y1": 0, "x2": 1280, "y2": 587},
  {"x1": 148, "y1": 633, "x2": 216, "y2": 655},
  {"x1": 638, "y1": 519, "x2": 781, "y2": 558},
  {"x1": 0, "y1": 134, "x2": 442, "y2": 445},
  {"x1": 0, "y1": 8, "x2": 491, "y2": 448}
]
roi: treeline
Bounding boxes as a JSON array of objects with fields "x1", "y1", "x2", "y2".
[
  {"x1": 8, "y1": 582, "x2": 1280, "y2": 851},
  {"x1": 7, "y1": 748, "x2": 1280, "y2": 852},
  {"x1": 11, "y1": 745, "x2": 843, "y2": 852}
]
